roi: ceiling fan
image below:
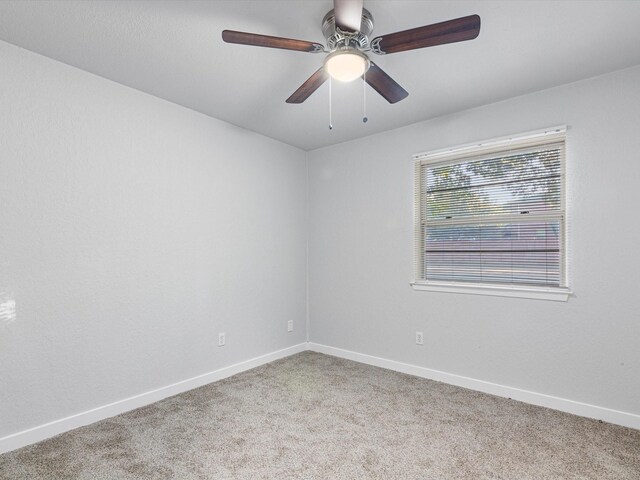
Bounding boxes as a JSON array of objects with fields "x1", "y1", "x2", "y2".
[{"x1": 222, "y1": 0, "x2": 480, "y2": 105}]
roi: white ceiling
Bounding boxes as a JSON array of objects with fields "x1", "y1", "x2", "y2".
[{"x1": 1, "y1": 1, "x2": 640, "y2": 151}]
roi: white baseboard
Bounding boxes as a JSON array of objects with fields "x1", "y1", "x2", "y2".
[
  {"x1": 0, "y1": 342, "x2": 307, "y2": 455},
  {"x1": 3, "y1": 341, "x2": 637, "y2": 455},
  {"x1": 308, "y1": 342, "x2": 640, "y2": 431}
]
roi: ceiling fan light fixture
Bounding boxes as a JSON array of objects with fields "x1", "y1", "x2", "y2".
[{"x1": 324, "y1": 50, "x2": 370, "y2": 82}]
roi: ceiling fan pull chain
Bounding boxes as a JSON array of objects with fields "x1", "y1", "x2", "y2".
[
  {"x1": 329, "y1": 77, "x2": 333, "y2": 130},
  {"x1": 363, "y1": 71, "x2": 368, "y2": 123}
]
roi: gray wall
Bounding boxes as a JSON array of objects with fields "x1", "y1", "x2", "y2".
[
  {"x1": 2, "y1": 35, "x2": 639, "y2": 441},
  {"x1": 308, "y1": 66, "x2": 640, "y2": 415},
  {"x1": 0, "y1": 40, "x2": 307, "y2": 438}
]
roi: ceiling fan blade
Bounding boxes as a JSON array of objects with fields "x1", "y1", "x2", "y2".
[
  {"x1": 371, "y1": 14, "x2": 480, "y2": 54},
  {"x1": 222, "y1": 30, "x2": 324, "y2": 53},
  {"x1": 286, "y1": 68, "x2": 329, "y2": 104},
  {"x1": 365, "y1": 63, "x2": 409, "y2": 104},
  {"x1": 334, "y1": 0, "x2": 363, "y2": 32}
]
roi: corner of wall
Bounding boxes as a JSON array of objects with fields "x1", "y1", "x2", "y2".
[{"x1": 305, "y1": 150, "x2": 310, "y2": 344}]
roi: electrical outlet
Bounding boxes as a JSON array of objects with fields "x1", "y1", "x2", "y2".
[
  {"x1": 415, "y1": 331, "x2": 424, "y2": 345},
  {"x1": 218, "y1": 332, "x2": 226, "y2": 347},
  {"x1": 287, "y1": 320, "x2": 294, "y2": 332}
]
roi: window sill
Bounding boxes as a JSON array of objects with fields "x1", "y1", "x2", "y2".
[{"x1": 410, "y1": 281, "x2": 572, "y2": 302}]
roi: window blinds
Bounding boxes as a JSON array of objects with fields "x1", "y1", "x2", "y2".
[{"x1": 414, "y1": 129, "x2": 566, "y2": 288}]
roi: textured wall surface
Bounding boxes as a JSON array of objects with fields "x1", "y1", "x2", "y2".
[
  {"x1": 308, "y1": 66, "x2": 640, "y2": 415},
  {"x1": 0, "y1": 40, "x2": 307, "y2": 438},
  {"x1": 2, "y1": 34, "x2": 639, "y2": 445}
]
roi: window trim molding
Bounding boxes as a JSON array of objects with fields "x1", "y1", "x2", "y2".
[
  {"x1": 410, "y1": 281, "x2": 572, "y2": 302},
  {"x1": 412, "y1": 126, "x2": 569, "y2": 301},
  {"x1": 412, "y1": 125, "x2": 567, "y2": 164}
]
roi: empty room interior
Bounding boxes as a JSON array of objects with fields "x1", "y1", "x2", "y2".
[{"x1": 1, "y1": 1, "x2": 640, "y2": 478}]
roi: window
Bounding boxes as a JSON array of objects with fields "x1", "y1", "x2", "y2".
[{"x1": 412, "y1": 127, "x2": 571, "y2": 301}]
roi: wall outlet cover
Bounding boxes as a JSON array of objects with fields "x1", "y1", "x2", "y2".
[{"x1": 218, "y1": 332, "x2": 226, "y2": 347}]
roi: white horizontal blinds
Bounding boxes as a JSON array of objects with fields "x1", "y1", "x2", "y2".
[
  {"x1": 425, "y1": 144, "x2": 563, "y2": 220},
  {"x1": 424, "y1": 221, "x2": 561, "y2": 285},
  {"x1": 417, "y1": 133, "x2": 565, "y2": 287}
]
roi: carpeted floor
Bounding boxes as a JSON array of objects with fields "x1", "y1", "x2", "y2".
[{"x1": 1, "y1": 352, "x2": 639, "y2": 479}]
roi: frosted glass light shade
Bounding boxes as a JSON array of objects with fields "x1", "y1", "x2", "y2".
[{"x1": 325, "y1": 51, "x2": 369, "y2": 82}]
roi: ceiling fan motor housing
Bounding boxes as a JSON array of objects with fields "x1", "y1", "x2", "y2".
[{"x1": 322, "y1": 8, "x2": 374, "y2": 51}]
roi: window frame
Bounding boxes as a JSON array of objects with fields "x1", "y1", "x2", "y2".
[{"x1": 411, "y1": 126, "x2": 572, "y2": 301}]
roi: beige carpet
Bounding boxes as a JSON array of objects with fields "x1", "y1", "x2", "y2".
[{"x1": 1, "y1": 351, "x2": 638, "y2": 479}]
